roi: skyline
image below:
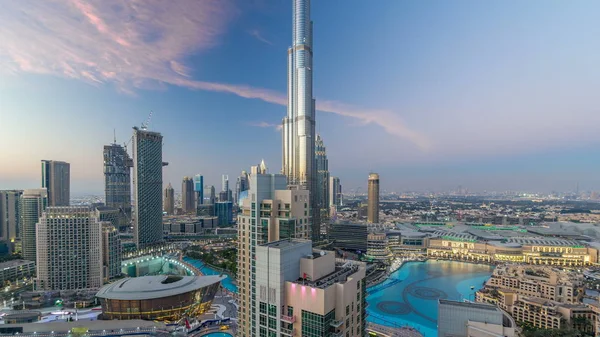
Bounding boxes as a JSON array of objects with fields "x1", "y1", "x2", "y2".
[{"x1": 2, "y1": 0, "x2": 600, "y2": 194}]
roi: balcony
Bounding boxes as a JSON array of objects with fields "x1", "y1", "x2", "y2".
[
  {"x1": 281, "y1": 315, "x2": 296, "y2": 323},
  {"x1": 330, "y1": 319, "x2": 344, "y2": 328},
  {"x1": 331, "y1": 331, "x2": 344, "y2": 337}
]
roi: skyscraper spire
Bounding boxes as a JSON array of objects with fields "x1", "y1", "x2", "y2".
[{"x1": 282, "y1": 0, "x2": 319, "y2": 241}]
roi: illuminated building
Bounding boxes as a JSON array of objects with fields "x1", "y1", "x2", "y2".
[
  {"x1": 367, "y1": 173, "x2": 379, "y2": 223},
  {"x1": 96, "y1": 274, "x2": 224, "y2": 321}
]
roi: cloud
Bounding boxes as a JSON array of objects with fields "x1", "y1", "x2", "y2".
[
  {"x1": 0, "y1": 0, "x2": 430, "y2": 150},
  {"x1": 248, "y1": 29, "x2": 273, "y2": 45},
  {"x1": 249, "y1": 121, "x2": 282, "y2": 131}
]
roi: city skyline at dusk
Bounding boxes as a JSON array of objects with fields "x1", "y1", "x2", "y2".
[{"x1": 2, "y1": 0, "x2": 600, "y2": 194}]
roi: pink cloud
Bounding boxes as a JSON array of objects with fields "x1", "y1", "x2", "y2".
[{"x1": 0, "y1": 0, "x2": 430, "y2": 150}]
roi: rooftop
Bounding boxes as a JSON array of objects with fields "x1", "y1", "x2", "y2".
[
  {"x1": 294, "y1": 261, "x2": 363, "y2": 289},
  {"x1": 261, "y1": 239, "x2": 311, "y2": 250},
  {"x1": 95, "y1": 275, "x2": 224, "y2": 300},
  {"x1": 0, "y1": 259, "x2": 35, "y2": 269},
  {"x1": 438, "y1": 299, "x2": 499, "y2": 312}
]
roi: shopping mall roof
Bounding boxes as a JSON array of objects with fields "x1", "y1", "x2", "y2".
[{"x1": 96, "y1": 275, "x2": 225, "y2": 300}]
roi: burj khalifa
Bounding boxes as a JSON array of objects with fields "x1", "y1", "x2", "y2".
[{"x1": 282, "y1": 0, "x2": 320, "y2": 241}]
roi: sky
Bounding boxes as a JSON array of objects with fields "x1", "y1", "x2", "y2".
[{"x1": 1, "y1": 0, "x2": 600, "y2": 195}]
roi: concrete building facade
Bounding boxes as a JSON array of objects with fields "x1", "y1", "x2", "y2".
[
  {"x1": 20, "y1": 189, "x2": 47, "y2": 262},
  {"x1": 164, "y1": 183, "x2": 175, "y2": 215},
  {"x1": 35, "y1": 206, "x2": 103, "y2": 290},
  {"x1": 181, "y1": 177, "x2": 194, "y2": 214},
  {"x1": 0, "y1": 190, "x2": 22, "y2": 243}
]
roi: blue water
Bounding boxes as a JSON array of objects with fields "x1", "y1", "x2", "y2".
[
  {"x1": 200, "y1": 333, "x2": 233, "y2": 337},
  {"x1": 183, "y1": 257, "x2": 238, "y2": 293},
  {"x1": 366, "y1": 260, "x2": 493, "y2": 337}
]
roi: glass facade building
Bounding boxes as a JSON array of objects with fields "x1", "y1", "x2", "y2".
[
  {"x1": 20, "y1": 189, "x2": 47, "y2": 262},
  {"x1": 282, "y1": 0, "x2": 320, "y2": 241},
  {"x1": 41, "y1": 160, "x2": 70, "y2": 206},
  {"x1": 103, "y1": 143, "x2": 132, "y2": 219},
  {"x1": 315, "y1": 135, "x2": 329, "y2": 217},
  {"x1": 132, "y1": 127, "x2": 164, "y2": 249}
]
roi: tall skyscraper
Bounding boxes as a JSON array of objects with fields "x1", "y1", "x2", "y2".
[
  {"x1": 0, "y1": 190, "x2": 22, "y2": 242},
  {"x1": 164, "y1": 183, "x2": 175, "y2": 215},
  {"x1": 101, "y1": 222, "x2": 122, "y2": 282},
  {"x1": 204, "y1": 185, "x2": 216, "y2": 205},
  {"x1": 193, "y1": 174, "x2": 204, "y2": 207},
  {"x1": 132, "y1": 126, "x2": 165, "y2": 248},
  {"x1": 368, "y1": 173, "x2": 380, "y2": 223},
  {"x1": 214, "y1": 201, "x2": 233, "y2": 226},
  {"x1": 235, "y1": 170, "x2": 249, "y2": 204},
  {"x1": 103, "y1": 142, "x2": 133, "y2": 218},
  {"x1": 329, "y1": 176, "x2": 342, "y2": 207},
  {"x1": 254, "y1": 240, "x2": 367, "y2": 337},
  {"x1": 237, "y1": 164, "x2": 311, "y2": 336},
  {"x1": 315, "y1": 134, "x2": 330, "y2": 215},
  {"x1": 35, "y1": 206, "x2": 102, "y2": 290},
  {"x1": 41, "y1": 160, "x2": 70, "y2": 206},
  {"x1": 20, "y1": 189, "x2": 47, "y2": 261},
  {"x1": 282, "y1": 0, "x2": 320, "y2": 241},
  {"x1": 222, "y1": 175, "x2": 229, "y2": 193},
  {"x1": 181, "y1": 176, "x2": 194, "y2": 213}
]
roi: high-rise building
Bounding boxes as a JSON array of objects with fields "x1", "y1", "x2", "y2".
[
  {"x1": 237, "y1": 165, "x2": 311, "y2": 336},
  {"x1": 193, "y1": 174, "x2": 204, "y2": 207},
  {"x1": 214, "y1": 201, "x2": 233, "y2": 226},
  {"x1": 35, "y1": 206, "x2": 103, "y2": 290},
  {"x1": 20, "y1": 189, "x2": 47, "y2": 261},
  {"x1": 41, "y1": 160, "x2": 70, "y2": 206},
  {"x1": 368, "y1": 173, "x2": 380, "y2": 223},
  {"x1": 329, "y1": 176, "x2": 341, "y2": 207},
  {"x1": 0, "y1": 190, "x2": 22, "y2": 243},
  {"x1": 235, "y1": 170, "x2": 249, "y2": 204},
  {"x1": 103, "y1": 142, "x2": 133, "y2": 219},
  {"x1": 282, "y1": 0, "x2": 320, "y2": 242},
  {"x1": 204, "y1": 185, "x2": 216, "y2": 205},
  {"x1": 132, "y1": 126, "x2": 165, "y2": 249},
  {"x1": 315, "y1": 135, "x2": 330, "y2": 218},
  {"x1": 254, "y1": 239, "x2": 367, "y2": 337},
  {"x1": 102, "y1": 222, "x2": 122, "y2": 282},
  {"x1": 222, "y1": 175, "x2": 229, "y2": 193},
  {"x1": 164, "y1": 183, "x2": 175, "y2": 215},
  {"x1": 181, "y1": 177, "x2": 194, "y2": 214}
]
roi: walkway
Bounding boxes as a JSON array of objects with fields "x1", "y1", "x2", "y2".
[{"x1": 367, "y1": 322, "x2": 423, "y2": 337}]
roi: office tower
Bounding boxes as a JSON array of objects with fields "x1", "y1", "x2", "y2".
[
  {"x1": 102, "y1": 222, "x2": 122, "y2": 282},
  {"x1": 315, "y1": 135, "x2": 330, "y2": 215},
  {"x1": 438, "y1": 299, "x2": 516, "y2": 337},
  {"x1": 164, "y1": 183, "x2": 175, "y2": 215},
  {"x1": 235, "y1": 170, "x2": 249, "y2": 204},
  {"x1": 41, "y1": 160, "x2": 70, "y2": 206},
  {"x1": 222, "y1": 174, "x2": 229, "y2": 192},
  {"x1": 35, "y1": 206, "x2": 102, "y2": 290},
  {"x1": 214, "y1": 201, "x2": 233, "y2": 226},
  {"x1": 282, "y1": 0, "x2": 320, "y2": 241},
  {"x1": 0, "y1": 190, "x2": 22, "y2": 242},
  {"x1": 255, "y1": 240, "x2": 367, "y2": 337},
  {"x1": 132, "y1": 126, "x2": 165, "y2": 249},
  {"x1": 329, "y1": 176, "x2": 341, "y2": 207},
  {"x1": 181, "y1": 177, "x2": 194, "y2": 214},
  {"x1": 103, "y1": 142, "x2": 133, "y2": 219},
  {"x1": 196, "y1": 204, "x2": 215, "y2": 217},
  {"x1": 204, "y1": 185, "x2": 216, "y2": 205},
  {"x1": 368, "y1": 173, "x2": 380, "y2": 223},
  {"x1": 20, "y1": 189, "x2": 47, "y2": 261},
  {"x1": 237, "y1": 165, "x2": 311, "y2": 336},
  {"x1": 193, "y1": 174, "x2": 204, "y2": 207}
]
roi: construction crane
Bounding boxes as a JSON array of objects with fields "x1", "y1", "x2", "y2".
[{"x1": 141, "y1": 110, "x2": 152, "y2": 130}]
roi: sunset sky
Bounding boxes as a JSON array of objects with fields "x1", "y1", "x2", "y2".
[{"x1": 1, "y1": 0, "x2": 599, "y2": 194}]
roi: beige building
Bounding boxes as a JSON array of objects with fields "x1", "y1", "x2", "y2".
[
  {"x1": 367, "y1": 233, "x2": 390, "y2": 262},
  {"x1": 237, "y1": 165, "x2": 311, "y2": 337},
  {"x1": 35, "y1": 206, "x2": 103, "y2": 291},
  {"x1": 367, "y1": 173, "x2": 379, "y2": 223},
  {"x1": 484, "y1": 265, "x2": 583, "y2": 303},
  {"x1": 181, "y1": 177, "x2": 194, "y2": 214},
  {"x1": 164, "y1": 183, "x2": 174, "y2": 215},
  {"x1": 255, "y1": 239, "x2": 367, "y2": 337},
  {"x1": 427, "y1": 237, "x2": 597, "y2": 267}
]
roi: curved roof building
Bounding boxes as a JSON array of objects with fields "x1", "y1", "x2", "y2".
[{"x1": 96, "y1": 275, "x2": 224, "y2": 321}]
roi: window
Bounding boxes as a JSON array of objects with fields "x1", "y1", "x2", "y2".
[
  {"x1": 268, "y1": 317, "x2": 277, "y2": 329},
  {"x1": 268, "y1": 304, "x2": 277, "y2": 317},
  {"x1": 346, "y1": 305, "x2": 350, "y2": 315},
  {"x1": 259, "y1": 314, "x2": 267, "y2": 326}
]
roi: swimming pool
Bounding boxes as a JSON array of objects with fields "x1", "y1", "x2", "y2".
[
  {"x1": 183, "y1": 257, "x2": 238, "y2": 293},
  {"x1": 366, "y1": 260, "x2": 493, "y2": 337},
  {"x1": 199, "y1": 333, "x2": 233, "y2": 337}
]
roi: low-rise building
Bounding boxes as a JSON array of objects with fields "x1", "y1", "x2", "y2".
[{"x1": 0, "y1": 260, "x2": 35, "y2": 285}]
